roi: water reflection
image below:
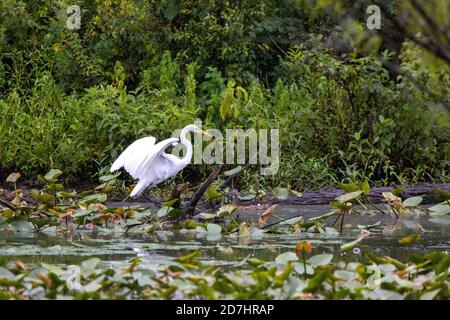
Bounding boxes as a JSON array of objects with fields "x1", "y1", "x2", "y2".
[{"x1": 0, "y1": 205, "x2": 448, "y2": 270}]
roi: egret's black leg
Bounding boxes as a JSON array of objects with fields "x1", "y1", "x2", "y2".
[
  {"x1": 122, "y1": 194, "x2": 132, "y2": 210},
  {"x1": 143, "y1": 193, "x2": 162, "y2": 208}
]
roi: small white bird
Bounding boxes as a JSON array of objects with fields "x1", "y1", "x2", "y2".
[{"x1": 110, "y1": 124, "x2": 212, "y2": 198}]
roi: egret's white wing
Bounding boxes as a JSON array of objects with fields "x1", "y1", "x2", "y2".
[
  {"x1": 110, "y1": 136, "x2": 156, "y2": 178},
  {"x1": 133, "y1": 137, "x2": 179, "y2": 179},
  {"x1": 111, "y1": 136, "x2": 181, "y2": 198}
]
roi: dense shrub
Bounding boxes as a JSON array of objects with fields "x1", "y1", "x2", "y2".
[{"x1": 0, "y1": 1, "x2": 449, "y2": 189}]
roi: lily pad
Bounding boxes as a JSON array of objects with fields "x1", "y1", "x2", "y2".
[
  {"x1": 216, "y1": 204, "x2": 238, "y2": 217},
  {"x1": 273, "y1": 187, "x2": 289, "y2": 200},
  {"x1": 206, "y1": 223, "x2": 222, "y2": 234},
  {"x1": 403, "y1": 196, "x2": 423, "y2": 207},
  {"x1": 275, "y1": 252, "x2": 298, "y2": 266},
  {"x1": 428, "y1": 203, "x2": 450, "y2": 216},
  {"x1": 335, "y1": 191, "x2": 363, "y2": 203},
  {"x1": 308, "y1": 254, "x2": 333, "y2": 267},
  {"x1": 334, "y1": 270, "x2": 359, "y2": 281},
  {"x1": 10, "y1": 220, "x2": 35, "y2": 232}
]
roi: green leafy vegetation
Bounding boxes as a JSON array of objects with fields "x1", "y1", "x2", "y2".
[
  {"x1": 0, "y1": 1, "x2": 449, "y2": 300},
  {"x1": 0, "y1": 0, "x2": 449, "y2": 191},
  {"x1": 0, "y1": 248, "x2": 448, "y2": 300}
]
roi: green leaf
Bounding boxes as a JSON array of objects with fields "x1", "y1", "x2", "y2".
[
  {"x1": 72, "y1": 208, "x2": 94, "y2": 218},
  {"x1": 330, "y1": 201, "x2": 353, "y2": 210},
  {"x1": 206, "y1": 223, "x2": 222, "y2": 234},
  {"x1": 99, "y1": 172, "x2": 121, "y2": 182},
  {"x1": 81, "y1": 258, "x2": 101, "y2": 274},
  {"x1": 58, "y1": 191, "x2": 77, "y2": 198},
  {"x1": 335, "y1": 191, "x2": 363, "y2": 203},
  {"x1": 403, "y1": 196, "x2": 423, "y2": 207},
  {"x1": 280, "y1": 217, "x2": 303, "y2": 225},
  {"x1": 357, "y1": 221, "x2": 382, "y2": 230},
  {"x1": 157, "y1": 207, "x2": 170, "y2": 218},
  {"x1": 44, "y1": 169, "x2": 62, "y2": 182},
  {"x1": 334, "y1": 270, "x2": 359, "y2": 281},
  {"x1": 84, "y1": 282, "x2": 101, "y2": 293},
  {"x1": 126, "y1": 218, "x2": 140, "y2": 226},
  {"x1": 291, "y1": 190, "x2": 303, "y2": 197},
  {"x1": 428, "y1": 203, "x2": 450, "y2": 216},
  {"x1": 338, "y1": 182, "x2": 359, "y2": 192},
  {"x1": 10, "y1": 220, "x2": 34, "y2": 232},
  {"x1": 250, "y1": 228, "x2": 264, "y2": 238},
  {"x1": 305, "y1": 269, "x2": 331, "y2": 292},
  {"x1": 204, "y1": 187, "x2": 222, "y2": 201},
  {"x1": 420, "y1": 289, "x2": 441, "y2": 300},
  {"x1": 398, "y1": 234, "x2": 421, "y2": 245},
  {"x1": 31, "y1": 190, "x2": 55, "y2": 205},
  {"x1": 247, "y1": 258, "x2": 264, "y2": 267},
  {"x1": 274, "y1": 187, "x2": 289, "y2": 200},
  {"x1": 237, "y1": 193, "x2": 256, "y2": 201},
  {"x1": 216, "y1": 204, "x2": 238, "y2": 217},
  {"x1": 47, "y1": 183, "x2": 64, "y2": 192},
  {"x1": 6, "y1": 172, "x2": 20, "y2": 183},
  {"x1": 175, "y1": 251, "x2": 202, "y2": 263},
  {"x1": 294, "y1": 263, "x2": 314, "y2": 275},
  {"x1": 0, "y1": 267, "x2": 16, "y2": 280},
  {"x1": 308, "y1": 254, "x2": 333, "y2": 267},
  {"x1": 390, "y1": 187, "x2": 404, "y2": 196},
  {"x1": 146, "y1": 224, "x2": 157, "y2": 234},
  {"x1": 161, "y1": 198, "x2": 178, "y2": 207},
  {"x1": 359, "y1": 181, "x2": 371, "y2": 195},
  {"x1": 434, "y1": 189, "x2": 450, "y2": 199},
  {"x1": 195, "y1": 226, "x2": 207, "y2": 233},
  {"x1": 162, "y1": 0, "x2": 180, "y2": 20},
  {"x1": 78, "y1": 193, "x2": 107, "y2": 205},
  {"x1": 184, "y1": 219, "x2": 197, "y2": 229},
  {"x1": 41, "y1": 263, "x2": 64, "y2": 276},
  {"x1": 275, "y1": 252, "x2": 298, "y2": 266},
  {"x1": 198, "y1": 212, "x2": 217, "y2": 220},
  {"x1": 167, "y1": 208, "x2": 186, "y2": 218}
]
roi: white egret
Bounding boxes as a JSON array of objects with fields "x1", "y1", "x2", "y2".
[{"x1": 110, "y1": 124, "x2": 212, "y2": 198}]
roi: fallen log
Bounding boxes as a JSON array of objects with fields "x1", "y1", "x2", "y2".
[{"x1": 237, "y1": 183, "x2": 450, "y2": 206}]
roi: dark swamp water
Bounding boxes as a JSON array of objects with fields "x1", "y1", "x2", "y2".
[{"x1": 0, "y1": 204, "x2": 449, "y2": 270}]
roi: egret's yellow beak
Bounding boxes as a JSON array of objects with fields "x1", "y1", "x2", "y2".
[{"x1": 196, "y1": 128, "x2": 213, "y2": 139}]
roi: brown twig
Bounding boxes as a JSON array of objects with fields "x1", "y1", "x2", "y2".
[
  {"x1": 0, "y1": 198, "x2": 16, "y2": 211},
  {"x1": 184, "y1": 164, "x2": 225, "y2": 215}
]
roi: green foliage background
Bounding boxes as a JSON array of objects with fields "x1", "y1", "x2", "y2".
[{"x1": 0, "y1": 0, "x2": 449, "y2": 189}]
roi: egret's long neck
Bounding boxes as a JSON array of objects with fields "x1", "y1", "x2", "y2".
[{"x1": 179, "y1": 127, "x2": 193, "y2": 166}]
